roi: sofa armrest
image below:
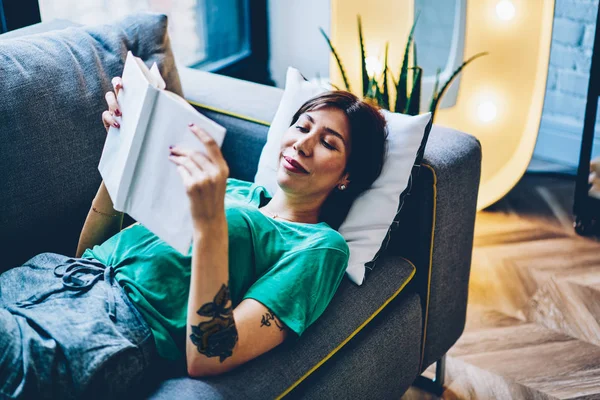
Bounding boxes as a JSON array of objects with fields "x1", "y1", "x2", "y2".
[{"x1": 386, "y1": 125, "x2": 482, "y2": 371}]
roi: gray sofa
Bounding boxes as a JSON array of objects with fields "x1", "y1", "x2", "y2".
[{"x1": 0, "y1": 13, "x2": 481, "y2": 399}]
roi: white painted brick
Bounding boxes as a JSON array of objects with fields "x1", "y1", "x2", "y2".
[
  {"x1": 553, "y1": 18, "x2": 585, "y2": 45},
  {"x1": 583, "y1": 24, "x2": 597, "y2": 49},
  {"x1": 549, "y1": 44, "x2": 577, "y2": 69},
  {"x1": 555, "y1": 0, "x2": 599, "y2": 23},
  {"x1": 544, "y1": 91, "x2": 587, "y2": 120},
  {"x1": 557, "y1": 69, "x2": 590, "y2": 96},
  {"x1": 547, "y1": 69, "x2": 559, "y2": 90}
]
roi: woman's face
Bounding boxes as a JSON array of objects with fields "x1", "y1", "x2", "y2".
[{"x1": 277, "y1": 106, "x2": 351, "y2": 198}]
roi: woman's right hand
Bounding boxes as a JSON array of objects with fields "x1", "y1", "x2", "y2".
[{"x1": 102, "y1": 77, "x2": 123, "y2": 133}]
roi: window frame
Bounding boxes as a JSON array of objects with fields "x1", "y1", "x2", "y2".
[
  {"x1": 0, "y1": 0, "x2": 42, "y2": 33},
  {"x1": 204, "y1": 0, "x2": 272, "y2": 85}
]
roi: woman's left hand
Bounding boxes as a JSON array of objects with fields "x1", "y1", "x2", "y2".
[{"x1": 169, "y1": 123, "x2": 229, "y2": 230}]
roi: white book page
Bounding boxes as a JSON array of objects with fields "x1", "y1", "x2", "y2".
[
  {"x1": 149, "y1": 63, "x2": 166, "y2": 90},
  {"x1": 125, "y1": 88, "x2": 226, "y2": 254},
  {"x1": 98, "y1": 51, "x2": 152, "y2": 210}
]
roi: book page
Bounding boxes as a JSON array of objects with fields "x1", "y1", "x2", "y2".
[
  {"x1": 149, "y1": 63, "x2": 166, "y2": 90},
  {"x1": 125, "y1": 86, "x2": 226, "y2": 254}
]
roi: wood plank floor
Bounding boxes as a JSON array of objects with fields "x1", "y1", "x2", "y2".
[{"x1": 403, "y1": 173, "x2": 600, "y2": 400}]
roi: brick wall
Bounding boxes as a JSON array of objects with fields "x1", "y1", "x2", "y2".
[{"x1": 534, "y1": 0, "x2": 600, "y2": 167}]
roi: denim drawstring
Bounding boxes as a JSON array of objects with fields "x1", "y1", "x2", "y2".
[
  {"x1": 13, "y1": 258, "x2": 117, "y2": 322},
  {"x1": 52, "y1": 258, "x2": 117, "y2": 321}
]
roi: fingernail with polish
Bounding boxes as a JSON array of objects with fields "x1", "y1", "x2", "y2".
[
  {"x1": 114, "y1": 122, "x2": 120, "y2": 128},
  {"x1": 188, "y1": 122, "x2": 194, "y2": 127},
  {"x1": 169, "y1": 145, "x2": 173, "y2": 149},
  {"x1": 115, "y1": 109, "x2": 121, "y2": 116}
]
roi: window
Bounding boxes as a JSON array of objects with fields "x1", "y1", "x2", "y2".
[{"x1": 37, "y1": 0, "x2": 250, "y2": 70}]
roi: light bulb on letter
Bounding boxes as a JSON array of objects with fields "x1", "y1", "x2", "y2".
[
  {"x1": 365, "y1": 56, "x2": 383, "y2": 78},
  {"x1": 496, "y1": 0, "x2": 516, "y2": 21},
  {"x1": 478, "y1": 101, "x2": 497, "y2": 123}
]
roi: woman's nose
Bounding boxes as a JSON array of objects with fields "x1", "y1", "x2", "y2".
[{"x1": 293, "y1": 134, "x2": 315, "y2": 156}]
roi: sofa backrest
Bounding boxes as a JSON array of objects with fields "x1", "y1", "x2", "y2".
[
  {"x1": 0, "y1": 13, "x2": 182, "y2": 270},
  {"x1": 199, "y1": 110, "x2": 269, "y2": 182}
]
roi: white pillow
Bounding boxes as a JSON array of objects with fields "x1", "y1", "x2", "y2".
[
  {"x1": 254, "y1": 67, "x2": 327, "y2": 196},
  {"x1": 255, "y1": 67, "x2": 432, "y2": 285}
]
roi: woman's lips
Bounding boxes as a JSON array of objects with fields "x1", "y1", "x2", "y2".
[{"x1": 282, "y1": 156, "x2": 308, "y2": 174}]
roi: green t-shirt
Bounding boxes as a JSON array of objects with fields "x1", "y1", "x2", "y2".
[{"x1": 82, "y1": 178, "x2": 349, "y2": 360}]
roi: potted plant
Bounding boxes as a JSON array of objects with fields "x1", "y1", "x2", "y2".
[{"x1": 320, "y1": 15, "x2": 487, "y2": 121}]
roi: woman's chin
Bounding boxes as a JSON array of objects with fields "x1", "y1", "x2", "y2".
[
  {"x1": 276, "y1": 170, "x2": 292, "y2": 186},
  {"x1": 276, "y1": 169, "x2": 302, "y2": 191}
]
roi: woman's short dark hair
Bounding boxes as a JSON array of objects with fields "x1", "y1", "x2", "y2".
[{"x1": 290, "y1": 91, "x2": 388, "y2": 230}]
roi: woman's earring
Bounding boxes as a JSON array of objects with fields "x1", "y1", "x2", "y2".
[{"x1": 339, "y1": 184, "x2": 347, "y2": 191}]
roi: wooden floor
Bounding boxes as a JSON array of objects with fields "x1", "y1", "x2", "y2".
[{"x1": 403, "y1": 173, "x2": 600, "y2": 400}]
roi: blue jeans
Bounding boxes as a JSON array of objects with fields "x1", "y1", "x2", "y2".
[{"x1": 0, "y1": 253, "x2": 157, "y2": 399}]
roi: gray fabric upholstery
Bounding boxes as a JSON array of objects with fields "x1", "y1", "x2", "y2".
[
  {"x1": 146, "y1": 254, "x2": 417, "y2": 400},
  {"x1": 287, "y1": 293, "x2": 422, "y2": 400},
  {"x1": 179, "y1": 67, "x2": 282, "y2": 125},
  {"x1": 418, "y1": 128, "x2": 481, "y2": 369},
  {"x1": 0, "y1": 13, "x2": 182, "y2": 271},
  {"x1": 197, "y1": 109, "x2": 269, "y2": 182},
  {"x1": 388, "y1": 126, "x2": 482, "y2": 371}
]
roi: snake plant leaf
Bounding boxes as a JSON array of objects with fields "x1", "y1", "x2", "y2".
[
  {"x1": 406, "y1": 67, "x2": 422, "y2": 116},
  {"x1": 429, "y1": 68, "x2": 441, "y2": 113},
  {"x1": 372, "y1": 77, "x2": 385, "y2": 107},
  {"x1": 429, "y1": 52, "x2": 488, "y2": 118},
  {"x1": 363, "y1": 70, "x2": 385, "y2": 108},
  {"x1": 381, "y1": 42, "x2": 390, "y2": 110},
  {"x1": 394, "y1": 12, "x2": 420, "y2": 113},
  {"x1": 405, "y1": 42, "x2": 419, "y2": 114},
  {"x1": 413, "y1": 41, "x2": 418, "y2": 74},
  {"x1": 366, "y1": 76, "x2": 380, "y2": 101},
  {"x1": 377, "y1": 77, "x2": 385, "y2": 106},
  {"x1": 320, "y1": 27, "x2": 351, "y2": 92},
  {"x1": 358, "y1": 16, "x2": 369, "y2": 97},
  {"x1": 387, "y1": 66, "x2": 398, "y2": 88},
  {"x1": 366, "y1": 75, "x2": 376, "y2": 99}
]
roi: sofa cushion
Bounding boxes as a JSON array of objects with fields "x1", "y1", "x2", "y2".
[
  {"x1": 287, "y1": 293, "x2": 422, "y2": 399},
  {"x1": 0, "y1": 13, "x2": 182, "y2": 270},
  {"x1": 144, "y1": 253, "x2": 417, "y2": 400}
]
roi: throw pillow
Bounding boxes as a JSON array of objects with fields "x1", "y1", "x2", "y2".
[{"x1": 254, "y1": 67, "x2": 432, "y2": 285}]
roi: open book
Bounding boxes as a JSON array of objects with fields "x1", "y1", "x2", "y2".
[{"x1": 98, "y1": 51, "x2": 226, "y2": 254}]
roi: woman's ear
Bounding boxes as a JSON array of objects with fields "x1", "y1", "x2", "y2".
[{"x1": 339, "y1": 172, "x2": 350, "y2": 187}]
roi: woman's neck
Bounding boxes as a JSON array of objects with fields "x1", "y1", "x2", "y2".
[{"x1": 260, "y1": 190, "x2": 321, "y2": 224}]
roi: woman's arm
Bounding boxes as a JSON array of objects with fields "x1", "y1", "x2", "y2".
[
  {"x1": 75, "y1": 181, "x2": 123, "y2": 257},
  {"x1": 75, "y1": 77, "x2": 125, "y2": 257},
  {"x1": 186, "y1": 216, "x2": 288, "y2": 377},
  {"x1": 169, "y1": 124, "x2": 287, "y2": 377}
]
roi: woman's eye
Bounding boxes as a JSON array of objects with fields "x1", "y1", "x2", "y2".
[
  {"x1": 295, "y1": 125, "x2": 309, "y2": 133},
  {"x1": 322, "y1": 140, "x2": 336, "y2": 150}
]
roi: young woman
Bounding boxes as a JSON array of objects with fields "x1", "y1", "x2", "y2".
[{"x1": 0, "y1": 77, "x2": 387, "y2": 399}]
